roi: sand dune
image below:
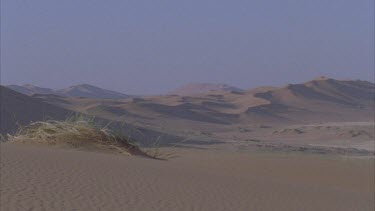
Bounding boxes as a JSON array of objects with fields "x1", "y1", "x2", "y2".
[
  {"x1": 57, "y1": 84, "x2": 130, "y2": 99},
  {"x1": 1, "y1": 144, "x2": 374, "y2": 211},
  {"x1": 246, "y1": 78, "x2": 374, "y2": 123},
  {"x1": 0, "y1": 86, "x2": 73, "y2": 134},
  {"x1": 57, "y1": 78, "x2": 374, "y2": 126},
  {"x1": 4, "y1": 78, "x2": 375, "y2": 150},
  {"x1": 2, "y1": 77, "x2": 374, "y2": 210},
  {"x1": 169, "y1": 83, "x2": 244, "y2": 95},
  {"x1": 28, "y1": 78, "x2": 374, "y2": 126}
]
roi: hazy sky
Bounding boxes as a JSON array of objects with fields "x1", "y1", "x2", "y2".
[{"x1": 1, "y1": 0, "x2": 374, "y2": 95}]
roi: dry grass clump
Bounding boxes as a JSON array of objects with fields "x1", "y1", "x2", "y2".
[
  {"x1": 142, "y1": 136, "x2": 178, "y2": 160},
  {"x1": 6, "y1": 118, "x2": 155, "y2": 158}
]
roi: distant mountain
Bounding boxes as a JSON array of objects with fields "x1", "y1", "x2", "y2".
[
  {"x1": 76, "y1": 77, "x2": 374, "y2": 125},
  {"x1": 6, "y1": 84, "x2": 55, "y2": 96},
  {"x1": 246, "y1": 78, "x2": 375, "y2": 123},
  {"x1": 5, "y1": 77, "x2": 374, "y2": 148},
  {"x1": 253, "y1": 78, "x2": 374, "y2": 106},
  {"x1": 56, "y1": 84, "x2": 130, "y2": 99},
  {"x1": 6, "y1": 84, "x2": 130, "y2": 99},
  {"x1": 36, "y1": 77, "x2": 372, "y2": 130},
  {"x1": 0, "y1": 86, "x2": 72, "y2": 134},
  {"x1": 169, "y1": 83, "x2": 244, "y2": 95}
]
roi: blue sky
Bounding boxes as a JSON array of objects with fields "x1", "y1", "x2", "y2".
[{"x1": 1, "y1": 0, "x2": 374, "y2": 94}]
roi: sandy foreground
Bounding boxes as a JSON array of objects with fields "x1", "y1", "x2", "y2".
[{"x1": 1, "y1": 144, "x2": 374, "y2": 211}]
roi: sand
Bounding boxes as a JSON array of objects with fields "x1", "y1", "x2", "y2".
[{"x1": 1, "y1": 144, "x2": 374, "y2": 211}]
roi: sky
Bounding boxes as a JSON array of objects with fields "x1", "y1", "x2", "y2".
[{"x1": 1, "y1": 0, "x2": 374, "y2": 95}]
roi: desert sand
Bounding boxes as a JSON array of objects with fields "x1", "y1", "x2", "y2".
[
  {"x1": 1, "y1": 144, "x2": 374, "y2": 211},
  {"x1": 1, "y1": 78, "x2": 374, "y2": 210},
  {"x1": 2, "y1": 78, "x2": 375, "y2": 152}
]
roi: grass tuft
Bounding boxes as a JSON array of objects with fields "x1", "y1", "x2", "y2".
[{"x1": 6, "y1": 117, "x2": 160, "y2": 159}]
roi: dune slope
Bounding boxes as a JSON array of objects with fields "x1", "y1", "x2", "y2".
[
  {"x1": 1, "y1": 144, "x2": 374, "y2": 211},
  {"x1": 0, "y1": 86, "x2": 73, "y2": 134}
]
